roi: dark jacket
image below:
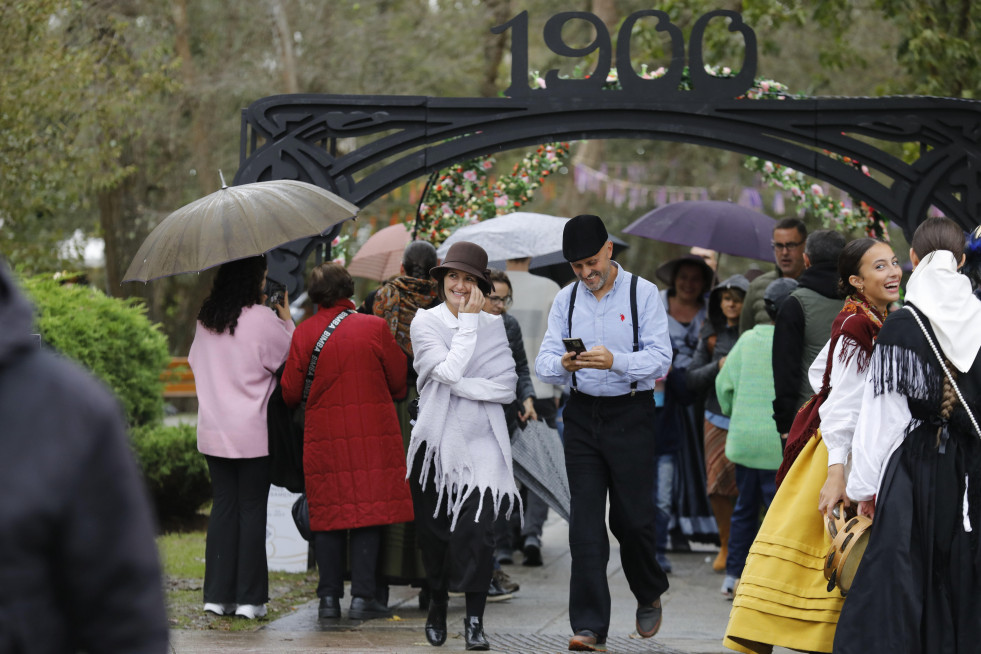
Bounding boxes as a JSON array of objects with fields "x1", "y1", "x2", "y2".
[
  {"x1": 688, "y1": 324, "x2": 740, "y2": 416},
  {"x1": 502, "y1": 312, "x2": 535, "y2": 435},
  {"x1": 0, "y1": 261, "x2": 169, "y2": 653},
  {"x1": 771, "y1": 261, "x2": 843, "y2": 433}
]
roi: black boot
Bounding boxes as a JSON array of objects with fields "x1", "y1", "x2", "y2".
[
  {"x1": 317, "y1": 596, "x2": 340, "y2": 620},
  {"x1": 424, "y1": 598, "x2": 447, "y2": 646},
  {"x1": 464, "y1": 616, "x2": 489, "y2": 651}
]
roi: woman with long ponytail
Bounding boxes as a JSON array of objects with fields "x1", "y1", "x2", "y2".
[{"x1": 835, "y1": 217, "x2": 981, "y2": 653}]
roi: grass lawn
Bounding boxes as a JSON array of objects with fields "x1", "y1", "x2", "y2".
[{"x1": 158, "y1": 516, "x2": 319, "y2": 631}]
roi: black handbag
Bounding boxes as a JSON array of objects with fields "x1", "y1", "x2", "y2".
[
  {"x1": 267, "y1": 310, "x2": 353, "y2": 493},
  {"x1": 291, "y1": 493, "x2": 312, "y2": 541}
]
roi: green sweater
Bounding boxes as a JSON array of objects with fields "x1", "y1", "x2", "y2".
[{"x1": 715, "y1": 324, "x2": 783, "y2": 470}]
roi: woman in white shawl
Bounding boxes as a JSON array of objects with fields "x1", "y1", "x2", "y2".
[
  {"x1": 407, "y1": 241, "x2": 519, "y2": 651},
  {"x1": 835, "y1": 217, "x2": 981, "y2": 653}
]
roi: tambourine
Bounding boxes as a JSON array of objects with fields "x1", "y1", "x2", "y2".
[{"x1": 823, "y1": 501, "x2": 872, "y2": 596}]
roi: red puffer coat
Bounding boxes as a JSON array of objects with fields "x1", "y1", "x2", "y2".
[{"x1": 281, "y1": 300, "x2": 413, "y2": 532}]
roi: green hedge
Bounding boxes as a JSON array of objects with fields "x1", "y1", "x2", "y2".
[
  {"x1": 22, "y1": 276, "x2": 169, "y2": 427},
  {"x1": 131, "y1": 422, "x2": 211, "y2": 523}
]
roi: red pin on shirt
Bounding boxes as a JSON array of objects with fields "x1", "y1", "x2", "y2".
[{"x1": 620, "y1": 314, "x2": 625, "y2": 322}]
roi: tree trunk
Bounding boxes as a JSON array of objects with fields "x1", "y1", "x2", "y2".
[
  {"x1": 271, "y1": 0, "x2": 299, "y2": 93},
  {"x1": 480, "y1": 0, "x2": 511, "y2": 98},
  {"x1": 172, "y1": 0, "x2": 213, "y2": 196}
]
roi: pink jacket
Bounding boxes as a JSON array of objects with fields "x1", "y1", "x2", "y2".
[{"x1": 189, "y1": 305, "x2": 294, "y2": 458}]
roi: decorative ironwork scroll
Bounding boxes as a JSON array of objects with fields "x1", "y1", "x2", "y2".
[{"x1": 236, "y1": 9, "x2": 981, "y2": 290}]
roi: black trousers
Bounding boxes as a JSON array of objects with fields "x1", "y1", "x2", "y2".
[
  {"x1": 409, "y1": 449, "x2": 495, "y2": 596},
  {"x1": 563, "y1": 391, "x2": 669, "y2": 638},
  {"x1": 203, "y1": 455, "x2": 271, "y2": 605},
  {"x1": 313, "y1": 526, "x2": 382, "y2": 600}
]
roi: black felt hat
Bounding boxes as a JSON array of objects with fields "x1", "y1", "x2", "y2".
[
  {"x1": 562, "y1": 214, "x2": 610, "y2": 262},
  {"x1": 429, "y1": 241, "x2": 493, "y2": 293}
]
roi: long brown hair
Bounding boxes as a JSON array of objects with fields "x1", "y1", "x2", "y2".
[{"x1": 911, "y1": 216, "x2": 964, "y2": 261}]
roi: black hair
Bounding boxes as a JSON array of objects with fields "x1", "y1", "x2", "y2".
[
  {"x1": 774, "y1": 217, "x2": 807, "y2": 240},
  {"x1": 402, "y1": 240, "x2": 438, "y2": 279},
  {"x1": 837, "y1": 238, "x2": 881, "y2": 297},
  {"x1": 198, "y1": 256, "x2": 266, "y2": 335}
]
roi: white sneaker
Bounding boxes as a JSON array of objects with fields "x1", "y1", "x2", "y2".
[
  {"x1": 203, "y1": 602, "x2": 236, "y2": 615},
  {"x1": 234, "y1": 604, "x2": 267, "y2": 619}
]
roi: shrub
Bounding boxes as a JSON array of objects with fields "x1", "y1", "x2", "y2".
[
  {"x1": 130, "y1": 422, "x2": 211, "y2": 524},
  {"x1": 21, "y1": 275, "x2": 169, "y2": 427}
]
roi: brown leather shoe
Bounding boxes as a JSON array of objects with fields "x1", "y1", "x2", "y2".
[
  {"x1": 568, "y1": 630, "x2": 607, "y2": 652},
  {"x1": 636, "y1": 598, "x2": 662, "y2": 638}
]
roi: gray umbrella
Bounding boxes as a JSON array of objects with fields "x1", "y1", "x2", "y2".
[
  {"x1": 123, "y1": 176, "x2": 359, "y2": 283},
  {"x1": 436, "y1": 212, "x2": 570, "y2": 261},
  {"x1": 510, "y1": 420, "x2": 570, "y2": 523}
]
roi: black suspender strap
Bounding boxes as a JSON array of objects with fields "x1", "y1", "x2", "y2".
[
  {"x1": 568, "y1": 281, "x2": 579, "y2": 390},
  {"x1": 629, "y1": 274, "x2": 639, "y2": 394},
  {"x1": 566, "y1": 274, "x2": 640, "y2": 394},
  {"x1": 302, "y1": 309, "x2": 353, "y2": 404}
]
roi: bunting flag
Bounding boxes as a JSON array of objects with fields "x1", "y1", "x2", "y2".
[{"x1": 574, "y1": 162, "x2": 789, "y2": 215}]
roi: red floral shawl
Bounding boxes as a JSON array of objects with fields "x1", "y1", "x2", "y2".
[{"x1": 775, "y1": 294, "x2": 885, "y2": 487}]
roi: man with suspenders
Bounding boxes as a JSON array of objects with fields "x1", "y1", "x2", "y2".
[{"x1": 536, "y1": 214, "x2": 673, "y2": 652}]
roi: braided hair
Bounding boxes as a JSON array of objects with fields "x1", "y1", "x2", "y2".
[
  {"x1": 198, "y1": 257, "x2": 266, "y2": 335},
  {"x1": 938, "y1": 357, "x2": 960, "y2": 447}
]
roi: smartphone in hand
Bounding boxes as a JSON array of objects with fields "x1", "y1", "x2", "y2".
[
  {"x1": 563, "y1": 337, "x2": 587, "y2": 355},
  {"x1": 266, "y1": 280, "x2": 286, "y2": 308}
]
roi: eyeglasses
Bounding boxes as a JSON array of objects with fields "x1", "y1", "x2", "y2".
[
  {"x1": 771, "y1": 240, "x2": 803, "y2": 252},
  {"x1": 487, "y1": 294, "x2": 512, "y2": 307}
]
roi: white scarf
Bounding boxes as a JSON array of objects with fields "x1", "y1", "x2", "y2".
[{"x1": 905, "y1": 250, "x2": 981, "y2": 372}]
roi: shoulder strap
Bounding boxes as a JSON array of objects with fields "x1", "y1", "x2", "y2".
[
  {"x1": 302, "y1": 310, "x2": 353, "y2": 404},
  {"x1": 904, "y1": 305, "x2": 981, "y2": 439}
]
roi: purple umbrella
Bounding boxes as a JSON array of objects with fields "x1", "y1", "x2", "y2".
[{"x1": 624, "y1": 200, "x2": 777, "y2": 262}]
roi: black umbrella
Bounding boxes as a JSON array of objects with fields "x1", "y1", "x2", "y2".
[{"x1": 624, "y1": 201, "x2": 777, "y2": 262}]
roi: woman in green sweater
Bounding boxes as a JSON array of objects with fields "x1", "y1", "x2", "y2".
[{"x1": 714, "y1": 278, "x2": 798, "y2": 598}]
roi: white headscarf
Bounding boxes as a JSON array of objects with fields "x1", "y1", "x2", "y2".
[{"x1": 905, "y1": 250, "x2": 981, "y2": 372}]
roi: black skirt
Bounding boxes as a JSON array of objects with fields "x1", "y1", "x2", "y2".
[{"x1": 834, "y1": 425, "x2": 981, "y2": 654}]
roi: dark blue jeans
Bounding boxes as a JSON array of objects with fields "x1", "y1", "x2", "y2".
[{"x1": 726, "y1": 464, "x2": 777, "y2": 578}]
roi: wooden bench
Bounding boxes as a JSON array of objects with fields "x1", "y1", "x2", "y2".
[{"x1": 162, "y1": 356, "x2": 196, "y2": 398}]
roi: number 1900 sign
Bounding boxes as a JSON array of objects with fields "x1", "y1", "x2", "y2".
[{"x1": 492, "y1": 9, "x2": 757, "y2": 101}]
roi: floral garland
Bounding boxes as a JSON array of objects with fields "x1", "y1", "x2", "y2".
[
  {"x1": 744, "y1": 155, "x2": 889, "y2": 239},
  {"x1": 411, "y1": 143, "x2": 571, "y2": 246}
]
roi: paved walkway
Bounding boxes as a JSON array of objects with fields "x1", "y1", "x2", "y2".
[{"x1": 168, "y1": 513, "x2": 795, "y2": 654}]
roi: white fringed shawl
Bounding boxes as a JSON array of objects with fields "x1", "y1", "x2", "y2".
[{"x1": 407, "y1": 305, "x2": 520, "y2": 530}]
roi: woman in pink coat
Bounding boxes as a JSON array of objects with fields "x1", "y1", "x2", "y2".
[
  {"x1": 188, "y1": 256, "x2": 294, "y2": 620},
  {"x1": 281, "y1": 262, "x2": 413, "y2": 622}
]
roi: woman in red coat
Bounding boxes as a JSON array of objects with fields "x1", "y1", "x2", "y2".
[{"x1": 282, "y1": 262, "x2": 413, "y2": 621}]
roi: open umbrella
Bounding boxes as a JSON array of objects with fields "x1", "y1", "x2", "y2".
[
  {"x1": 123, "y1": 177, "x2": 359, "y2": 283},
  {"x1": 624, "y1": 200, "x2": 777, "y2": 262},
  {"x1": 510, "y1": 420, "x2": 570, "y2": 522},
  {"x1": 436, "y1": 212, "x2": 570, "y2": 261},
  {"x1": 347, "y1": 223, "x2": 410, "y2": 281}
]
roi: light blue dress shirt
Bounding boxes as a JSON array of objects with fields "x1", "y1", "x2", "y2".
[{"x1": 535, "y1": 263, "x2": 673, "y2": 396}]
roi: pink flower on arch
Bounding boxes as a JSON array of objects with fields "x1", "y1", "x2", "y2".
[
  {"x1": 463, "y1": 170, "x2": 478, "y2": 182},
  {"x1": 494, "y1": 194, "x2": 510, "y2": 208}
]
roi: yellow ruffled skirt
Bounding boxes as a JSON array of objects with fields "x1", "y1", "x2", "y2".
[{"x1": 723, "y1": 434, "x2": 843, "y2": 654}]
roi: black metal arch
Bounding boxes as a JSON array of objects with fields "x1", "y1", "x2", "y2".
[{"x1": 234, "y1": 9, "x2": 981, "y2": 291}]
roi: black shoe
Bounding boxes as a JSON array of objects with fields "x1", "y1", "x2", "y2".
[
  {"x1": 317, "y1": 596, "x2": 340, "y2": 620},
  {"x1": 425, "y1": 598, "x2": 448, "y2": 646},
  {"x1": 522, "y1": 536, "x2": 543, "y2": 566},
  {"x1": 464, "y1": 616, "x2": 489, "y2": 651},
  {"x1": 487, "y1": 575, "x2": 513, "y2": 602},
  {"x1": 348, "y1": 596, "x2": 392, "y2": 620},
  {"x1": 636, "y1": 598, "x2": 663, "y2": 638}
]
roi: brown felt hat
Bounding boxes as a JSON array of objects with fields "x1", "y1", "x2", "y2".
[{"x1": 430, "y1": 241, "x2": 493, "y2": 293}]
